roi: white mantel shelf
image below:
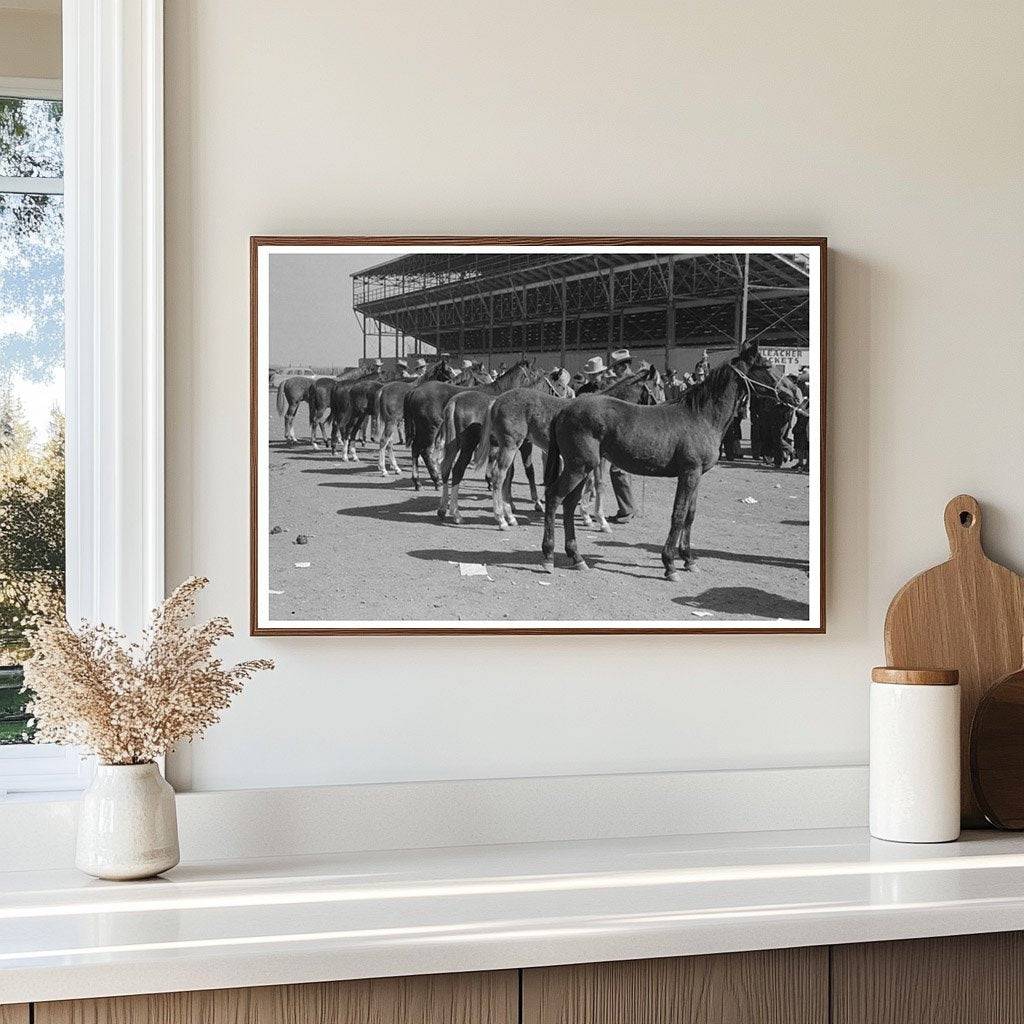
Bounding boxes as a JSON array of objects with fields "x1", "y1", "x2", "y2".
[{"x1": 4, "y1": 827, "x2": 1024, "y2": 1004}]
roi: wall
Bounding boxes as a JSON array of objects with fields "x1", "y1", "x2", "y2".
[
  {"x1": 0, "y1": 4, "x2": 61, "y2": 81},
  {"x1": 164, "y1": 1, "x2": 1024, "y2": 792}
]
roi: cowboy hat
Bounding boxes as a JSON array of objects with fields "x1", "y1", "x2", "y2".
[
  {"x1": 550, "y1": 367, "x2": 571, "y2": 386},
  {"x1": 461, "y1": 358, "x2": 474, "y2": 370},
  {"x1": 413, "y1": 357, "x2": 427, "y2": 369},
  {"x1": 373, "y1": 358, "x2": 384, "y2": 367},
  {"x1": 582, "y1": 356, "x2": 607, "y2": 376},
  {"x1": 609, "y1": 348, "x2": 632, "y2": 366},
  {"x1": 396, "y1": 358, "x2": 408, "y2": 369}
]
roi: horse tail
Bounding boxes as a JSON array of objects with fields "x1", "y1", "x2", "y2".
[
  {"x1": 275, "y1": 382, "x2": 288, "y2": 418},
  {"x1": 472, "y1": 401, "x2": 496, "y2": 470},
  {"x1": 373, "y1": 387, "x2": 385, "y2": 441},
  {"x1": 403, "y1": 392, "x2": 416, "y2": 451},
  {"x1": 441, "y1": 396, "x2": 458, "y2": 451},
  {"x1": 544, "y1": 414, "x2": 562, "y2": 490}
]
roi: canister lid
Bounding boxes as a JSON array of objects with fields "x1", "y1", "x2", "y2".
[{"x1": 871, "y1": 667, "x2": 959, "y2": 686}]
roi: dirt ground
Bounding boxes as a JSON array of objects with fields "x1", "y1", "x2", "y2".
[{"x1": 266, "y1": 414, "x2": 811, "y2": 625}]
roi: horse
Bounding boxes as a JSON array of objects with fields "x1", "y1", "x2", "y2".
[
  {"x1": 275, "y1": 375, "x2": 318, "y2": 444},
  {"x1": 329, "y1": 367, "x2": 399, "y2": 460},
  {"x1": 541, "y1": 341, "x2": 779, "y2": 581},
  {"x1": 436, "y1": 366, "x2": 551, "y2": 523},
  {"x1": 373, "y1": 359, "x2": 457, "y2": 476},
  {"x1": 473, "y1": 365, "x2": 665, "y2": 530},
  {"x1": 402, "y1": 360, "x2": 533, "y2": 491}
]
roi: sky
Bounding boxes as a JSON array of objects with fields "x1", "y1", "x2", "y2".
[{"x1": 268, "y1": 252, "x2": 404, "y2": 369}]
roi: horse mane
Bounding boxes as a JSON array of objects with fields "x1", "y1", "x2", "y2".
[
  {"x1": 600, "y1": 365, "x2": 657, "y2": 395},
  {"x1": 492, "y1": 358, "x2": 532, "y2": 384},
  {"x1": 678, "y1": 359, "x2": 739, "y2": 413}
]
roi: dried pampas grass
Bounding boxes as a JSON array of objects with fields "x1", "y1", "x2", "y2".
[{"x1": 23, "y1": 576, "x2": 273, "y2": 765}]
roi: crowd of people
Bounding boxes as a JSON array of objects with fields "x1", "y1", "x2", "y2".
[{"x1": 362, "y1": 345, "x2": 811, "y2": 497}]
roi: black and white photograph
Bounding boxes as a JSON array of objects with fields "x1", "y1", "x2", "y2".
[{"x1": 251, "y1": 239, "x2": 825, "y2": 634}]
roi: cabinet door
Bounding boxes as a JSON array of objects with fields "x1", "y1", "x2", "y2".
[
  {"x1": 35, "y1": 971, "x2": 517, "y2": 1024},
  {"x1": 832, "y1": 932, "x2": 1024, "y2": 1024},
  {"x1": 0, "y1": 1006, "x2": 29, "y2": 1024},
  {"x1": 523, "y1": 948, "x2": 828, "y2": 1024}
]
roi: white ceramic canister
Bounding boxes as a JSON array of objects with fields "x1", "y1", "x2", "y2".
[
  {"x1": 76, "y1": 762, "x2": 180, "y2": 880},
  {"x1": 869, "y1": 667, "x2": 961, "y2": 843}
]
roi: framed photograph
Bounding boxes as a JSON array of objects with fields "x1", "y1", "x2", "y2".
[{"x1": 250, "y1": 237, "x2": 826, "y2": 635}]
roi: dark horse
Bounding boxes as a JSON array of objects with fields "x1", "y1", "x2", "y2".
[
  {"x1": 275, "y1": 375, "x2": 325, "y2": 445},
  {"x1": 436, "y1": 364, "x2": 550, "y2": 522},
  {"x1": 329, "y1": 367, "x2": 397, "y2": 459},
  {"x1": 541, "y1": 341, "x2": 778, "y2": 580},
  {"x1": 403, "y1": 360, "x2": 533, "y2": 491},
  {"x1": 373, "y1": 359, "x2": 457, "y2": 476}
]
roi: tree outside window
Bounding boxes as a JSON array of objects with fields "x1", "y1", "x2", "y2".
[{"x1": 0, "y1": 94, "x2": 65, "y2": 744}]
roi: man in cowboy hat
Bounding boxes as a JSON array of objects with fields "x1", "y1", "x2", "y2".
[
  {"x1": 549, "y1": 366, "x2": 575, "y2": 398},
  {"x1": 578, "y1": 355, "x2": 608, "y2": 388},
  {"x1": 604, "y1": 349, "x2": 635, "y2": 523}
]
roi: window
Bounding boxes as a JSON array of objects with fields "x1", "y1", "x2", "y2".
[{"x1": 0, "y1": 80, "x2": 84, "y2": 797}]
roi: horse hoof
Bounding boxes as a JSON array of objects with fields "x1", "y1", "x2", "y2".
[
  {"x1": 533, "y1": 503, "x2": 544, "y2": 514},
  {"x1": 452, "y1": 514, "x2": 463, "y2": 525},
  {"x1": 436, "y1": 508, "x2": 447, "y2": 520},
  {"x1": 506, "y1": 517, "x2": 519, "y2": 528},
  {"x1": 683, "y1": 562, "x2": 699, "y2": 573},
  {"x1": 599, "y1": 520, "x2": 612, "y2": 534},
  {"x1": 570, "y1": 558, "x2": 589, "y2": 571},
  {"x1": 665, "y1": 570, "x2": 678, "y2": 582},
  {"x1": 498, "y1": 521, "x2": 510, "y2": 532},
  {"x1": 542, "y1": 560, "x2": 555, "y2": 574}
]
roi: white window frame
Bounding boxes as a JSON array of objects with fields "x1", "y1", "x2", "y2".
[{"x1": 0, "y1": 0, "x2": 165, "y2": 798}]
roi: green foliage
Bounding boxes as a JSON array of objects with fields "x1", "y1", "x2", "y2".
[{"x1": 0, "y1": 396, "x2": 65, "y2": 742}]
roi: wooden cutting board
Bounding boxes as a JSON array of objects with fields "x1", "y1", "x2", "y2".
[{"x1": 884, "y1": 494, "x2": 1024, "y2": 826}]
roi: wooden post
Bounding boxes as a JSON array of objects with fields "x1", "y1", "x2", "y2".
[
  {"x1": 488, "y1": 294, "x2": 494, "y2": 371},
  {"x1": 377, "y1": 319, "x2": 382, "y2": 359},
  {"x1": 739, "y1": 252, "x2": 750, "y2": 347},
  {"x1": 665, "y1": 256, "x2": 675, "y2": 371},
  {"x1": 458, "y1": 297, "x2": 465, "y2": 361},
  {"x1": 435, "y1": 301, "x2": 442, "y2": 356},
  {"x1": 560, "y1": 279, "x2": 567, "y2": 366},
  {"x1": 361, "y1": 314, "x2": 367, "y2": 361},
  {"x1": 521, "y1": 284, "x2": 528, "y2": 358},
  {"x1": 607, "y1": 268, "x2": 615, "y2": 362}
]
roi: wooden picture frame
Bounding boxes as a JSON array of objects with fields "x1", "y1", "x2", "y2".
[{"x1": 250, "y1": 237, "x2": 827, "y2": 635}]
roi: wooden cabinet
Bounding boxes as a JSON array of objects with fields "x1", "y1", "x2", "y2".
[
  {"x1": 23, "y1": 932, "x2": 1024, "y2": 1024},
  {"x1": 34, "y1": 971, "x2": 517, "y2": 1024},
  {"x1": 832, "y1": 932, "x2": 1024, "y2": 1024},
  {"x1": 522, "y1": 948, "x2": 828, "y2": 1024}
]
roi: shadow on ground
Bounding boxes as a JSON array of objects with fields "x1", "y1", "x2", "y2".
[{"x1": 674, "y1": 586, "x2": 809, "y2": 620}]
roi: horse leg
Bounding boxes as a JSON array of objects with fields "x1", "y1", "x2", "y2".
[
  {"x1": 579, "y1": 472, "x2": 595, "y2": 526},
  {"x1": 330, "y1": 416, "x2": 341, "y2": 456},
  {"x1": 410, "y1": 446, "x2": 422, "y2": 490},
  {"x1": 592, "y1": 459, "x2": 612, "y2": 533},
  {"x1": 447, "y1": 440, "x2": 476, "y2": 525},
  {"x1": 562, "y1": 477, "x2": 590, "y2": 569},
  {"x1": 542, "y1": 467, "x2": 589, "y2": 572},
  {"x1": 663, "y1": 472, "x2": 700, "y2": 581},
  {"x1": 388, "y1": 437, "x2": 401, "y2": 474},
  {"x1": 285, "y1": 402, "x2": 300, "y2": 445},
  {"x1": 378, "y1": 422, "x2": 392, "y2": 476},
  {"x1": 437, "y1": 438, "x2": 458, "y2": 519},
  {"x1": 677, "y1": 475, "x2": 702, "y2": 571},
  {"x1": 423, "y1": 437, "x2": 442, "y2": 491},
  {"x1": 521, "y1": 440, "x2": 543, "y2": 514},
  {"x1": 348, "y1": 417, "x2": 363, "y2": 461}
]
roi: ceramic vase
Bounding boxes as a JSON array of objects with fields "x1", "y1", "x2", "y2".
[{"x1": 76, "y1": 762, "x2": 180, "y2": 880}]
